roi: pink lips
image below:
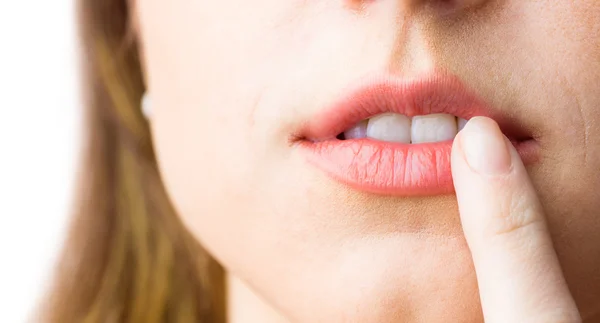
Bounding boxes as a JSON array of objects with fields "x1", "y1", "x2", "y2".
[{"x1": 296, "y1": 73, "x2": 538, "y2": 196}]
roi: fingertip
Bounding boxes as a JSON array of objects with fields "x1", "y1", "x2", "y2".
[{"x1": 456, "y1": 117, "x2": 512, "y2": 176}]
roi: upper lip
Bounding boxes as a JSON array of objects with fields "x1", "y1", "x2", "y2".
[{"x1": 298, "y1": 72, "x2": 532, "y2": 142}]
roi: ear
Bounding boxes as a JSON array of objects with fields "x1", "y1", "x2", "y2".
[
  {"x1": 124, "y1": 0, "x2": 141, "y2": 48},
  {"x1": 126, "y1": 0, "x2": 150, "y2": 96}
]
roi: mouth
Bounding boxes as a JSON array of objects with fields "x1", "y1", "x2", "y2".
[{"x1": 295, "y1": 73, "x2": 539, "y2": 196}]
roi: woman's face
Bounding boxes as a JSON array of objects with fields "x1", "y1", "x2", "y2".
[{"x1": 138, "y1": 1, "x2": 600, "y2": 321}]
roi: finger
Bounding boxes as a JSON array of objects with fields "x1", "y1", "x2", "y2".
[{"x1": 451, "y1": 117, "x2": 581, "y2": 323}]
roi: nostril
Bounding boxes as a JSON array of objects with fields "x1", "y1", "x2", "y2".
[
  {"x1": 346, "y1": 0, "x2": 488, "y2": 16},
  {"x1": 437, "y1": 0, "x2": 489, "y2": 12},
  {"x1": 422, "y1": 0, "x2": 491, "y2": 16}
]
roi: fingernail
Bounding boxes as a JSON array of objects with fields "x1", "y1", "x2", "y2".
[{"x1": 459, "y1": 117, "x2": 512, "y2": 175}]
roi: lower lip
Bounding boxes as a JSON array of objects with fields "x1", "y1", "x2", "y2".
[{"x1": 299, "y1": 138, "x2": 538, "y2": 196}]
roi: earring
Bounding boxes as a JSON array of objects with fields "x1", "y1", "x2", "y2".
[{"x1": 141, "y1": 93, "x2": 151, "y2": 119}]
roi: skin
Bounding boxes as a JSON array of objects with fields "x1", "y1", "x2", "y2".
[{"x1": 135, "y1": 0, "x2": 600, "y2": 321}]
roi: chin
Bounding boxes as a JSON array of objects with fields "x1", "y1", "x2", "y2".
[{"x1": 255, "y1": 222, "x2": 484, "y2": 322}]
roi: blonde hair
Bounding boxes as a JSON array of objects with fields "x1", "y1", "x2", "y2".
[{"x1": 40, "y1": 1, "x2": 225, "y2": 322}]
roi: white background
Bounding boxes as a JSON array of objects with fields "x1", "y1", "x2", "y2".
[{"x1": 0, "y1": 1, "x2": 79, "y2": 322}]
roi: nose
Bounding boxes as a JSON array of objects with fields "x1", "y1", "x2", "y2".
[
  {"x1": 349, "y1": 0, "x2": 489, "y2": 14},
  {"x1": 428, "y1": 0, "x2": 489, "y2": 13}
]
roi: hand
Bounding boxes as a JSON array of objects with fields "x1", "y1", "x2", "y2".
[{"x1": 451, "y1": 117, "x2": 582, "y2": 323}]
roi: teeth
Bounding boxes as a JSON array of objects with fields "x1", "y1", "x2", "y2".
[
  {"x1": 411, "y1": 113, "x2": 458, "y2": 144},
  {"x1": 457, "y1": 118, "x2": 468, "y2": 131},
  {"x1": 343, "y1": 120, "x2": 368, "y2": 139},
  {"x1": 342, "y1": 113, "x2": 470, "y2": 143},
  {"x1": 366, "y1": 113, "x2": 411, "y2": 144}
]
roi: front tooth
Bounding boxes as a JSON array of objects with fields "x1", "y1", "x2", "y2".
[
  {"x1": 457, "y1": 118, "x2": 468, "y2": 131},
  {"x1": 343, "y1": 120, "x2": 368, "y2": 139},
  {"x1": 411, "y1": 113, "x2": 458, "y2": 144},
  {"x1": 366, "y1": 113, "x2": 411, "y2": 143}
]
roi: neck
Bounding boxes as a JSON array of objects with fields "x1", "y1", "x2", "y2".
[{"x1": 226, "y1": 273, "x2": 289, "y2": 323}]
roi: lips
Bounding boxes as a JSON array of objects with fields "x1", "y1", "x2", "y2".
[{"x1": 295, "y1": 73, "x2": 538, "y2": 196}]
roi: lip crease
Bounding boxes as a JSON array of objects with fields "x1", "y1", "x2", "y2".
[{"x1": 295, "y1": 72, "x2": 539, "y2": 196}]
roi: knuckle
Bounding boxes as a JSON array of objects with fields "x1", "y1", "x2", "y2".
[{"x1": 484, "y1": 191, "x2": 543, "y2": 239}]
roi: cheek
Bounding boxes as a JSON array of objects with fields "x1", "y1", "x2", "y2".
[
  {"x1": 138, "y1": 1, "x2": 306, "y2": 273},
  {"x1": 149, "y1": 108, "x2": 260, "y2": 270}
]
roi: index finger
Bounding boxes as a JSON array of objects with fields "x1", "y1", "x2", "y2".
[{"x1": 451, "y1": 117, "x2": 581, "y2": 323}]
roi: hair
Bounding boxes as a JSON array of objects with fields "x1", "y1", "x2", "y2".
[{"x1": 39, "y1": 1, "x2": 226, "y2": 322}]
